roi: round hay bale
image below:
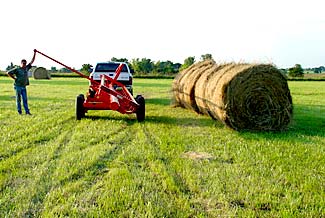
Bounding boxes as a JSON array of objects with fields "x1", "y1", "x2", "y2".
[
  {"x1": 172, "y1": 62, "x2": 202, "y2": 103},
  {"x1": 33, "y1": 67, "x2": 51, "y2": 79},
  {"x1": 219, "y1": 64, "x2": 292, "y2": 131},
  {"x1": 204, "y1": 63, "x2": 248, "y2": 122},
  {"x1": 177, "y1": 60, "x2": 215, "y2": 112},
  {"x1": 172, "y1": 70, "x2": 187, "y2": 107},
  {"x1": 195, "y1": 63, "x2": 234, "y2": 117},
  {"x1": 172, "y1": 60, "x2": 213, "y2": 108},
  {"x1": 173, "y1": 62, "x2": 293, "y2": 131}
]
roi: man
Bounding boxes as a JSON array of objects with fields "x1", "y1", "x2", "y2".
[{"x1": 7, "y1": 51, "x2": 36, "y2": 115}]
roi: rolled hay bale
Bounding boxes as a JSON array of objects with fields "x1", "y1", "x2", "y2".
[
  {"x1": 217, "y1": 64, "x2": 292, "y2": 131},
  {"x1": 33, "y1": 67, "x2": 51, "y2": 79},
  {"x1": 204, "y1": 63, "x2": 249, "y2": 122},
  {"x1": 178, "y1": 60, "x2": 215, "y2": 112},
  {"x1": 172, "y1": 70, "x2": 189, "y2": 107},
  {"x1": 173, "y1": 62, "x2": 293, "y2": 131},
  {"x1": 195, "y1": 63, "x2": 235, "y2": 116},
  {"x1": 172, "y1": 60, "x2": 212, "y2": 108}
]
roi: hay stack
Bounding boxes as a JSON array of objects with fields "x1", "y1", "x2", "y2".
[
  {"x1": 195, "y1": 63, "x2": 235, "y2": 117},
  {"x1": 173, "y1": 60, "x2": 215, "y2": 112},
  {"x1": 173, "y1": 61, "x2": 293, "y2": 131},
  {"x1": 33, "y1": 67, "x2": 51, "y2": 79},
  {"x1": 172, "y1": 63, "x2": 195, "y2": 107}
]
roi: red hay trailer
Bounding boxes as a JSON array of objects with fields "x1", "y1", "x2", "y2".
[{"x1": 34, "y1": 49, "x2": 145, "y2": 121}]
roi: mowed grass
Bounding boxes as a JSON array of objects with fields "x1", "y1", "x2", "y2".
[{"x1": 0, "y1": 77, "x2": 324, "y2": 217}]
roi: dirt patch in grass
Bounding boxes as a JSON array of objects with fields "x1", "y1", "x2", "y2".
[{"x1": 181, "y1": 151, "x2": 214, "y2": 161}]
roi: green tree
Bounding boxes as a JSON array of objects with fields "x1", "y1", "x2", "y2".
[
  {"x1": 131, "y1": 58, "x2": 154, "y2": 74},
  {"x1": 312, "y1": 66, "x2": 325, "y2": 74},
  {"x1": 201, "y1": 53, "x2": 213, "y2": 61},
  {"x1": 173, "y1": 63, "x2": 182, "y2": 73},
  {"x1": 288, "y1": 64, "x2": 304, "y2": 77},
  {"x1": 313, "y1": 68, "x2": 321, "y2": 74},
  {"x1": 179, "y1": 56, "x2": 195, "y2": 71},
  {"x1": 60, "y1": 68, "x2": 72, "y2": 73},
  {"x1": 81, "y1": 64, "x2": 93, "y2": 75},
  {"x1": 50, "y1": 67, "x2": 57, "y2": 72},
  {"x1": 154, "y1": 61, "x2": 176, "y2": 74}
]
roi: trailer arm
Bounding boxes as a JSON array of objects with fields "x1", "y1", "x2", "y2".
[{"x1": 33, "y1": 49, "x2": 96, "y2": 83}]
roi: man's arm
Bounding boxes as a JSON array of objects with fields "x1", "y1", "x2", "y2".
[
  {"x1": 7, "y1": 69, "x2": 16, "y2": 80},
  {"x1": 26, "y1": 51, "x2": 36, "y2": 70},
  {"x1": 29, "y1": 50, "x2": 36, "y2": 65}
]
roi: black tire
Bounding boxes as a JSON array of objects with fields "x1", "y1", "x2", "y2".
[
  {"x1": 135, "y1": 95, "x2": 145, "y2": 122},
  {"x1": 76, "y1": 94, "x2": 85, "y2": 120}
]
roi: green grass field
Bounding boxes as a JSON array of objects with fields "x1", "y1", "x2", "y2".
[{"x1": 0, "y1": 77, "x2": 324, "y2": 217}]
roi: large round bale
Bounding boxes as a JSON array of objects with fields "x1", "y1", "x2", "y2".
[
  {"x1": 177, "y1": 60, "x2": 215, "y2": 112},
  {"x1": 33, "y1": 67, "x2": 51, "y2": 79},
  {"x1": 172, "y1": 60, "x2": 213, "y2": 109},
  {"x1": 172, "y1": 66, "x2": 193, "y2": 107},
  {"x1": 173, "y1": 62, "x2": 293, "y2": 131},
  {"x1": 217, "y1": 64, "x2": 292, "y2": 131},
  {"x1": 204, "y1": 63, "x2": 249, "y2": 122},
  {"x1": 195, "y1": 63, "x2": 235, "y2": 117}
]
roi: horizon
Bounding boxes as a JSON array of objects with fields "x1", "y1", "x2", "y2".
[{"x1": 2, "y1": 55, "x2": 325, "y2": 72}]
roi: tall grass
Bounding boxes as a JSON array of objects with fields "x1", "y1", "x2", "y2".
[{"x1": 0, "y1": 77, "x2": 324, "y2": 217}]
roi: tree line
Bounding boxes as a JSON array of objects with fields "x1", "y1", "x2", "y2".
[
  {"x1": 80, "y1": 54, "x2": 213, "y2": 75},
  {"x1": 4, "y1": 55, "x2": 210, "y2": 75},
  {"x1": 52, "y1": 62, "x2": 325, "y2": 78},
  {"x1": 280, "y1": 64, "x2": 325, "y2": 78},
  {"x1": 305, "y1": 66, "x2": 325, "y2": 74},
  {"x1": 4, "y1": 53, "x2": 324, "y2": 78}
]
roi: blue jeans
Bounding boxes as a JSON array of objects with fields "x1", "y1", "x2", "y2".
[{"x1": 14, "y1": 86, "x2": 30, "y2": 114}]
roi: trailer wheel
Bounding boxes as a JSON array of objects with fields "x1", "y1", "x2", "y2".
[
  {"x1": 135, "y1": 95, "x2": 145, "y2": 122},
  {"x1": 76, "y1": 94, "x2": 85, "y2": 120}
]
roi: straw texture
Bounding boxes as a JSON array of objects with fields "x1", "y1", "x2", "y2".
[{"x1": 173, "y1": 61, "x2": 293, "y2": 131}]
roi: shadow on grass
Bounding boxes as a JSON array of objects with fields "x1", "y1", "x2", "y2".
[
  {"x1": 85, "y1": 113, "x2": 220, "y2": 128},
  {"x1": 288, "y1": 104, "x2": 325, "y2": 135},
  {"x1": 145, "y1": 115, "x2": 221, "y2": 128},
  {"x1": 238, "y1": 104, "x2": 325, "y2": 140},
  {"x1": 146, "y1": 98, "x2": 171, "y2": 106},
  {"x1": 84, "y1": 115, "x2": 138, "y2": 124},
  {"x1": 77, "y1": 103, "x2": 325, "y2": 139}
]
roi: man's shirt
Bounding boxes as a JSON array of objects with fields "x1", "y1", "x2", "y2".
[{"x1": 8, "y1": 63, "x2": 31, "y2": 87}]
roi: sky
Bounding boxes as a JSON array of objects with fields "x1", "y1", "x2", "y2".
[{"x1": 1, "y1": 0, "x2": 324, "y2": 70}]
